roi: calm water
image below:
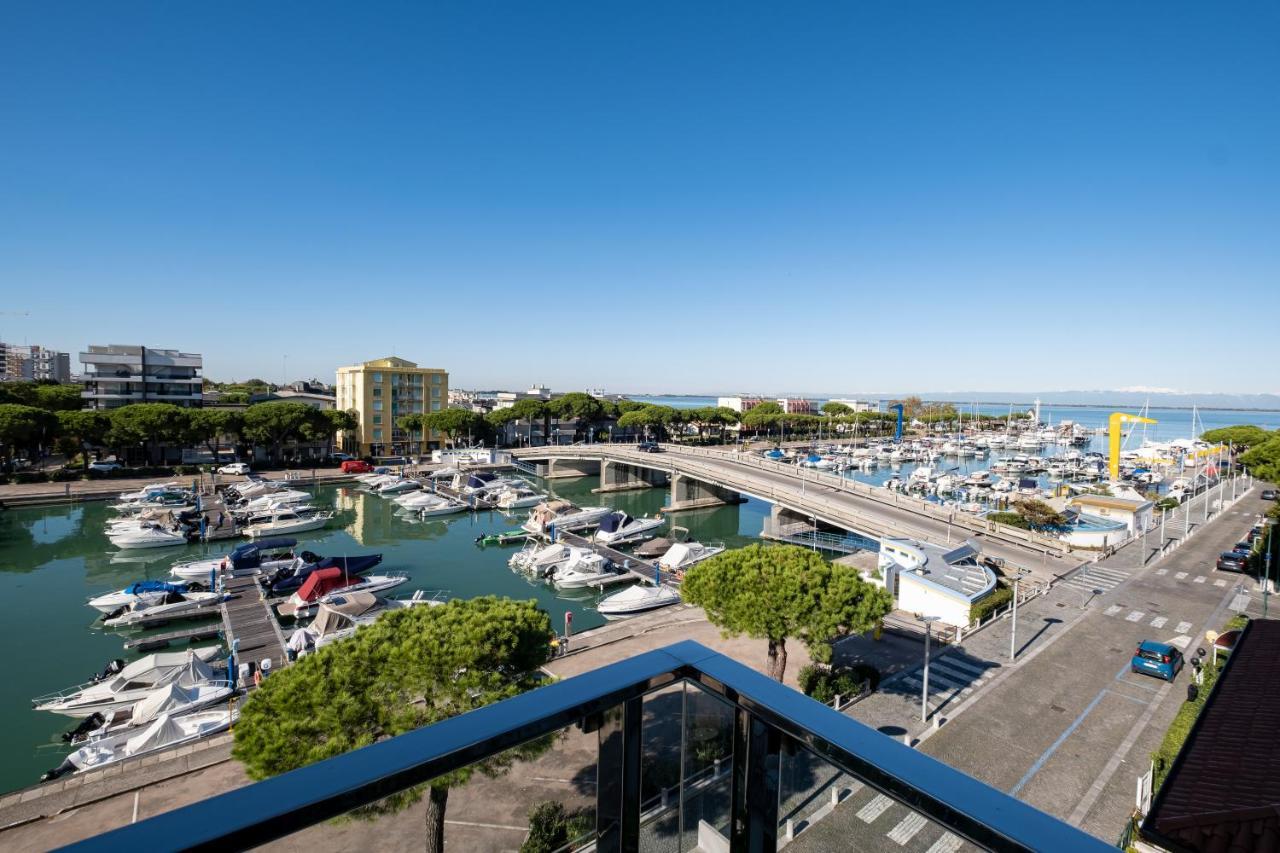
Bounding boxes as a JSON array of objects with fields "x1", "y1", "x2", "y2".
[
  {"x1": 0, "y1": 475, "x2": 771, "y2": 794},
  {"x1": 629, "y1": 396, "x2": 1280, "y2": 440}
]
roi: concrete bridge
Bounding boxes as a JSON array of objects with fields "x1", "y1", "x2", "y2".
[{"x1": 510, "y1": 443, "x2": 1083, "y2": 582}]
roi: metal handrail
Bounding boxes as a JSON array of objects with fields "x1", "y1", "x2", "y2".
[{"x1": 62, "y1": 641, "x2": 1109, "y2": 853}]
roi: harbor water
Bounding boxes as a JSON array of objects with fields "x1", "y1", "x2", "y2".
[{"x1": 0, "y1": 475, "x2": 771, "y2": 795}]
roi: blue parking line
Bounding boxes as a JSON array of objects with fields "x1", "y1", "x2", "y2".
[{"x1": 1010, "y1": 689, "x2": 1107, "y2": 796}]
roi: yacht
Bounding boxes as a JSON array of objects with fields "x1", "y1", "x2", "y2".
[
  {"x1": 375, "y1": 477, "x2": 421, "y2": 495},
  {"x1": 494, "y1": 485, "x2": 547, "y2": 510},
  {"x1": 276, "y1": 570, "x2": 410, "y2": 619},
  {"x1": 63, "y1": 679, "x2": 236, "y2": 744},
  {"x1": 521, "y1": 501, "x2": 613, "y2": 536},
  {"x1": 169, "y1": 538, "x2": 305, "y2": 582},
  {"x1": 417, "y1": 496, "x2": 468, "y2": 518},
  {"x1": 41, "y1": 708, "x2": 237, "y2": 781},
  {"x1": 108, "y1": 523, "x2": 194, "y2": 550},
  {"x1": 593, "y1": 512, "x2": 665, "y2": 546},
  {"x1": 964, "y1": 470, "x2": 995, "y2": 488},
  {"x1": 658, "y1": 541, "x2": 726, "y2": 574},
  {"x1": 32, "y1": 650, "x2": 222, "y2": 717},
  {"x1": 242, "y1": 509, "x2": 335, "y2": 538},
  {"x1": 103, "y1": 590, "x2": 227, "y2": 627},
  {"x1": 88, "y1": 580, "x2": 196, "y2": 615},
  {"x1": 597, "y1": 583, "x2": 682, "y2": 616},
  {"x1": 553, "y1": 553, "x2": 631, "y2": 589},
  {"x1": 260, "y1": 553, "x2": 384, "y2": 596},
  {"x1": 109, "y1": 491, "x2": 194, "y2": 514},
  {"x1": 234, "y1": 490, "x2": 313, "y2": 513},
  {"x1": 509, "y1": 542, "x2": 576, "y2": 576},
  {"x1": 287, "y1": 590, "x2": 445, "y2": 653}
]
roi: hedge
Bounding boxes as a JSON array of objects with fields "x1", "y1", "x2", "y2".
[
  {"x1": 969, "y1": 582, "x2": 1013, "y2": 624},
  {"x1": 798, "y1": 663, "x2": 879, "y2": 704}
]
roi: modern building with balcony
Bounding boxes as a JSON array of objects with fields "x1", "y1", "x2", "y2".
[
  {"x1": 0, "y1": 342, "x2": 72, "y2": 382},
  {"x1": 78, "y1": 345, "x2": 203, "y2": 410},
  {"x1": 335, "y1": 356, "x2": 448, "y2": 458}
]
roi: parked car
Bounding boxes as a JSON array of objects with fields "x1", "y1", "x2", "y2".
[
  {"x1": 341, "y1": 460, "x2": 374, "y2": 474},
  {"x1": 1131, "y1": 640, "x2": 1184, "y2": 682},
  {"x1": 636, "y1": 442, "x2": 662, "y2": 453},
  {"x1": 87, "y1": 460, "x2": 122, "y2": 473},
  {"x1": 217, "y1": 462, "x2": 251, "y2": 475},
  {"x1": 1216, "y1": 551, "x2": 1250, "y2": 573},
  {"x1": 1262, "y1": 489, "x2": 1278, "y2": 501},
  {"x1": 1232, "y1": 541, "x2": 1254, "y2": 556},
  {"x1": 331, "y1": 452, "x2": 354, "y2": 462}
]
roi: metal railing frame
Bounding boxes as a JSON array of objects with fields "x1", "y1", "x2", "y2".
[{"x1": 62, "y1": 641, "x2": 1109, "y2": 853}]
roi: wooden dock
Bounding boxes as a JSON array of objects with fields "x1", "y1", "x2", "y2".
[
  {"x1": 220, "y1": 575, "x2": 288, "y2": 667},
  {"x1": 554, "y1": 530, "x2": 661, "y2": 584}
]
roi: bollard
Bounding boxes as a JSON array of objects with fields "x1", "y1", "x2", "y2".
[
  {"x1": 933, "y1": 715, "x2": 942, "y2": 731},
  {"x1": 831, "y1": 786, "x2": 840, "y2": 806},
  {"x1": 903, "y1": 733, "x2": 911, "y2": 747},
  {"x1": 785, "y1": 819, "x2": 795, "y2": 841}
]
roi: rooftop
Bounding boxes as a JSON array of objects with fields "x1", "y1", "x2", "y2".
[
  {"x1": 1143, "y1": 619, "x2": 1280, "y2": 852},
  {"x1": 1068, "y1": 494, "x2": 1154, "y2": 512}
]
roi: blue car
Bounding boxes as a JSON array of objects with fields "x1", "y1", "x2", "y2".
[{"x1": 1131, "y1": 640, "x2": 1184, "y2": 681}]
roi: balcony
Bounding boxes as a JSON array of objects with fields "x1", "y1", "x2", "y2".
[{"x1": 65, "y1": 642, "x2": 1107, "y2": 852}]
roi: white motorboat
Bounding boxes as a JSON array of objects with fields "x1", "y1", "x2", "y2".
[
  {"x1": 553, "y1": 553, "x2": 631, "y2": 589},
  {"x1": 103, "y1": 591, "x2": 227, "y2": 627},
  {"x1": 234, "y1": 490, "x2": 313, "y2": 513},
  {"x1": 88, "y1": 580, "x2": 196, "y2": 615},
  {"x1": 287, "y1": 590, "x2": 445, "y2": 652},
  {"x1": 594, "y1": 511, "x2": 665, "y2": 546},
  {"x1": 277, "y1": 572, "x2": 411, "y2": 618},
  {"x1": 522, "y1": 501, "x2": 613, "y2": 536},
  {"x1": 597, "y1": 583, "x2": 682, "y2": 616},
  {"x1": 509, "y1": 542, "x2": 576, "y2": 576},
  {"x1": 494, "y1": 485, "x2": 547, "y2": 510},
  {"x1": 108, "y1": 524, "x2": 192, "y2": 550},
  {"x1": 43, "y1": 708, "x2": 237, "y2": 780},
  {"x1": 375, "y1": 477, "x2": 421, "y2": 495},
  {"x1": 170, "y1": 538, "x2": 304, "y2": 581},
  {"x1": 109, "y1": 491, "x2": 194, "y2": 514},
  {"x1": 658, "y1": 541, "x2": 725, "y2": 573},
  {"x1": 32, "y1": 650, "x2": 221, "y2": 717},
  {"x1": 64, "y1": 679, "x2": 236, "y2": 744},
  {"x1": 242, "y1": 509, "x2": 335, "y2": 538},
  {"x1": 417, "y1": 496, "x2": 467, "y2": 518}
]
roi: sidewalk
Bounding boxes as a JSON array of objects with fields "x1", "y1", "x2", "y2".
[{"x1": 0, "y1": 469, "x2": 355, "y2": 506}]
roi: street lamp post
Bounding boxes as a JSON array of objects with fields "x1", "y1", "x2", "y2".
[
  {"x1": 1265, "y1": 524, "x2": 1273, "y2": 619},
  {"x1": 1009, "y1": 570, "x2": 1028, "y2": 661},
  {"x1": 920, "y1": 615, "x2": 939, "y2": 722}
]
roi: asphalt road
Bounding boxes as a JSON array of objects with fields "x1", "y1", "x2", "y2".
[{"x1": 787, "y1": 488, "x2": 1271, "y2": 850}]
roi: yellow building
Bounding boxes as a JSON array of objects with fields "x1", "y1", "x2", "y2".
[{"x1": 335, "y1": 357, "x2": 449, "y2": 458}]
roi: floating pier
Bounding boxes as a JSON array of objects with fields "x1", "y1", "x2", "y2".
[
  {"x1": 123, "y1": 624, "x2": 224, "y2": 652},
  {"x1": 220, "y1": 575, "x2": 288, "y2": 667},
  {"x1": 552, "y1": 530, "x2": 662, "y2": 585}
]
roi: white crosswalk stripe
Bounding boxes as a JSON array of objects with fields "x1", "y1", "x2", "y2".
[
  {"x1": 1125, "y1": 611, "x2": 1145, "y2": 622},
  {"x1": 888, "y1": 812, "x2": 929, "y2": 845},
  {"x1": 1194, "y1": 576, "x2": 1207, "y2": 584},
  {"x1": 926, "y1": 833, "x2": 964, "y2": 853},
  {"x1": 1175, "y1": 572, "x2": 1188, "y2": 580},
  {"x1": 933, "y1": 656, "x2": 988, "y2": 679},
  {"x1": 1171, "y1": 635, "x2": 1191, "y2": 649},
  {"x1": 1214, "y1": 579, "x2": 1227, "y2": 587},
  {"x1": 1150, "y1": 616, "x2": 1168, "y2": 628},
  {"x1": 858, "y1": 794, "x2": 892, "y2": 823},
  {"x1": 1156, "y1": 568, "x2": 1168, "y2": 576},
  {"x1": 1175, "y1": 621, "x2": 1192, "y2": 634},
  {"x1": 1062, "y1": 566, "x2": 1130, "y2": 594},
  {"x1": 1104, "y1": 605, "x2": 1122, "y2": 616}
]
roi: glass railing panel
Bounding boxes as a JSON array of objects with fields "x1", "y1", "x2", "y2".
[
  {"x1": 775, "y1": 741, "x2": 979, "y2": 853},
  {"x1": 254, "y1": 720, "x2": 598, "y2": 853},
  {"x1": 672, "y1": 681, "x2": 737, "y2": 853}
]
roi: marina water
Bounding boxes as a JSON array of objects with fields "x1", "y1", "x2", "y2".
[{"x1": 0, "y1": 475, "x2": 770, "y2": 794}]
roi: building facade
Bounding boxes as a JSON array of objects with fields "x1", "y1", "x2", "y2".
[
  {"x1": 335, "y1": 357, "x2": 448, "y2": 458},
  {"x1": 825, "y1": 397, "x2": 880, "y2": 413},
  {"x1": 0, "y1": 342, "x2": 72, "y2": 382},
  {"x1": 79, "y1": 345, "x2": 203, "y2": 409},
  {"x1": 715, "y1": 395, "x2": 765, "y2": 413}
]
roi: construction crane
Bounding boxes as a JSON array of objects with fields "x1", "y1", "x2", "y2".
[{"x1": 1109, "y1": 412, "x2": 1157, "y2": 482}]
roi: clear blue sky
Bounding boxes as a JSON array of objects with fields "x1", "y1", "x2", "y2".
[{"x1": 2, "y1": 2, "x2": 1277, "y2": 395}]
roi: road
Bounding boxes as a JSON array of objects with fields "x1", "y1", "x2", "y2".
[{"x1": 785, "y1": 487, "x2": 1270, "y2": 850}]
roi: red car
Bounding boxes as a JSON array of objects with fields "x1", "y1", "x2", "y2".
[{"x1": 341, "y1": 459, "x2": 373, "y2": 474}]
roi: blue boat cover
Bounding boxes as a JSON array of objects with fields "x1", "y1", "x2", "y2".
[
  {"x1": 765, "y1": 450, "x2": 784, "y2": 459},
  {"x1": 124, "y1": 580, "x2": 187, "y2": 595},
  {"x1": 597, "y1": 512, "x2": 631, "y2": 534}
]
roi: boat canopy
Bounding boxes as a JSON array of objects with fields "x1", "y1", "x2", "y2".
[
  {"x1": 661, "y1": 543, "x2": 696, "y2": 567},
  {"x1": 294, "y1": 567, "x2": 358, "y2": 602},
  {"x1": 765, "y1": 450, "x2": 785, "y2": 460},
  {"x1": 131, "y1": 681, "x2": 202, "y2": 725},
  {"x1": 125, "y1": 713, "x2": 184, "y2": 756},
  {"x1": 228, "y1": 538, "x2": 297, "y2": 568},
  {"x1": 466, "y1": 473, "x2": 495, "y2": 489},
  {"x1": 597, "y1": 512, "x2": 632, "y2": 534},
  {"x1": 310, "y1": 592, "x2": 380, "y2": 636},
  {"x1": 529, "y1": 501, "x2": 574, "y2": 526},
  {"x1": 123, "y1": 580, "x2": 187, "y2": 595}
]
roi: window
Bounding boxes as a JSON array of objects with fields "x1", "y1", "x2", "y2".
[
  {"x1": 431, "y1": 387, "x2": 440, "y2": 398},
  {"x1": 372, "y1": 387, "x2": 382, "y2": 397},
  {"x1": 372, "y1": 415, "x2": 382, "y2": 425},
  {"x1": 431, "y1": 373, "x2": 442, "y2": 384},
  {"x1": 372, "y1": 372, "x2": 382, "y2": 383},
  {"x1": 373, "y1": 401, "x2": 383, "y2": 411},
  {"x1": 372, "y1": 429, "x2": 383, "y2": 441},
  {"x1": 431, "y1": 401, "x2": 441, "y2": 411}
]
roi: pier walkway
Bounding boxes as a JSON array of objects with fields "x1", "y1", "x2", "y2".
[
  {"x1": 552, "y1": 529, "x2": 661, "y2": 584},
  {"x1": 513, "y1": 444, "x2": 1084, "y2": 584},
  {"x1": 219, "y1": 575, "x2": 287, "y2": 668}
]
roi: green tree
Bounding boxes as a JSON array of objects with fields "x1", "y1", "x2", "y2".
[
  {"x1": 615, "y1": 400, "x2": 647, "y2": 415},
  {"x1": 1200, "y1": 425, "x2": 1274, "y2": 449},
  {"x1": 302, "y1": 408, "x2": 358, "y2": 451},
  {"x1": 682, "y1": 544, "x2": 894, "y2": 682},
  {"x1": 1012, "y1": 498, "x2": 1068, "y2": 531},
  {"x1": 33, "y1": 384, "x2": 84, "y2": 412},
  {"x1": 0, "y1": 404, "x2": 57, "y2": 468},
  {"x1": 820, "y1": 402, "x2": 852, "y2": 417},
  {"x1": 241, "y1": 401, "x2": 316, "y2": 464},
  {"x1": 108, "y1": 403, "x2": 190, "y2": 465},
  {"x1": 185, "y1": 409, "x2": 244, "y2": 463},
  {"x1": 416, "y1": 408, "x2": 488, "y2": 446},
  {"x1": 1241, "y1": 434, "x2": 1280, "y2": 482},
  {"x1": 522, "y1": 801, "x2": 591, "y2": 853},
  {"x1": 232, "y1": 597, "x2": 553, "y2": 853},
  {"x1": 550, "y1": 392, "x2": 606, "y2": 442},
  {"x1": 56, "y1": 410, "x2": 113, "y2": 470}
]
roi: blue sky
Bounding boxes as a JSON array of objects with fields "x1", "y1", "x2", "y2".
[{"x1": 2, "y1": 3, "x2": 1277, "y2": 395}]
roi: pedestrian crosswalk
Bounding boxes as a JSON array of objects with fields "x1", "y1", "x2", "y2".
[
  {"x1": 1061, "y1": 565, "x2": 1130, "y2": 595},
  {"x1": 897, "y1": 653, "x2": 999, "y2": 703}
]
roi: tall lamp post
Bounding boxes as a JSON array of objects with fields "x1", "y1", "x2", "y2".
[
  {"x1": 920, "y1": 615, "x2": 940, "y2": 722},
  {"x1": 1009, "y1": 569, "x2": 1030, "y2": 661}
]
